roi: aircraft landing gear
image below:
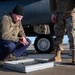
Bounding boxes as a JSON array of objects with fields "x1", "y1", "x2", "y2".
[{"x1": 34, "y1": 34, "x2": 54, "y2": 53}]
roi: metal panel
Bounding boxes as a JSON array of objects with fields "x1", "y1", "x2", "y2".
[
  {"x1": 23, "y1": 0, "x2": 51, "y2": 24},
  {"x1": 4, "y1": 59, "x2": 54, "y2": 73},
  {"x1": 0, "y1": 0, "x2": 51, "y2": 25}
]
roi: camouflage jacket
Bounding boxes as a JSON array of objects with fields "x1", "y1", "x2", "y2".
[
  {"x1": 0, "y1": 13, "x2": 26, "y2": 42},
  {"x1": 50, "y1": 0, "x2": 75, "y2": 14}
]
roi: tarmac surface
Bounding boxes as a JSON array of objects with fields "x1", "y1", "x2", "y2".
[{"x1": 0, "y1": 44, "x2": 75, "y2": 75}]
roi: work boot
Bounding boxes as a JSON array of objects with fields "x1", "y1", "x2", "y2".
[
  {"x1": 54, "y1": 50, "x2": 62, "y2": 62},
  {"x1": 49, "y1": 50, "x2": 62, "y2": 62},
  {"x1": 70, "y1": 44, "x2": 75, "y2": 51},
  {"x1": 59, "y1": 44, "x2": 64, "y2": 51},
  {"x1": 4, "y1": 54, "x2": 16, "y2": 61},
  {"x1": 72, "y1": 50, "x2": 75, "y2": 64},
  {"x1": 0, "y1": 61, "x2": 4, "y2": 66}
]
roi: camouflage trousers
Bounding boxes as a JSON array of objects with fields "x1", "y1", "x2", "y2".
[{"x1": 54, "y1": 12, "x2": 75, "y2": 51}]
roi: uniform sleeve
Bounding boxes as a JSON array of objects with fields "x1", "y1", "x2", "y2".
[
  {"x1": 1, "y1": 16, "x2": 19, "y2": 42},
  {"x1": 18, "y1": 22, "x2": 26, "y2": 38},
  {"x1": 50, "y1": 0, "x2": 57, "y2": 14}
]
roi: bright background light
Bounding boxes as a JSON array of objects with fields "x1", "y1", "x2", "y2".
[{"x1": 27, "y1": 35, "x2": 69, "y2": 45}]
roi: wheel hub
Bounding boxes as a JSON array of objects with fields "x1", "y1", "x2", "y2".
[{"x1": 37, "y1": 38, "x2": 50, "y2": 51}]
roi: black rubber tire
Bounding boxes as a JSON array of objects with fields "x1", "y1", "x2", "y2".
[{"x1": 34, "y1": 34, "x2": 54, "y2": 53}]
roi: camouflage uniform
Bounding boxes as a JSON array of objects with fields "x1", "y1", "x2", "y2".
[{"x1": 50, "y1": 0, "x2": 75, "y2": 51}]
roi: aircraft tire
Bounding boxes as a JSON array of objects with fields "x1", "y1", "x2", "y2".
[{"x1": 34, "y1": 34, "x2": 54, "y2": 53}]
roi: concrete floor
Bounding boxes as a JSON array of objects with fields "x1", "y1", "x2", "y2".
[
  {"x1": 0, "y1": 44, "x2": 75, "y2": 75},
  {"x1": 0, "y1": 59, "x2": 75, "y2": 75}
]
